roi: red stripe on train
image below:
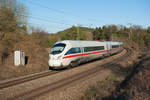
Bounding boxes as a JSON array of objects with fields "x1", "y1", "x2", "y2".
[
  {"x1": 62, "y1": 48, "x2": 121, "y2": 59},
  {"x1": 62, "y1": 50, "x2": 108, "y2": 59}
]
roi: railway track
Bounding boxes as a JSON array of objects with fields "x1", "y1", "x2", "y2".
[
  {"x1": 0, "y1": 71, "x2": 59, "y2": 89},
  {"x1": 3, "y1": 48, "x2": 131, "y2": 100},
  {"x1": 0, "y1": 49, "x2": 128, "y2": 90}
]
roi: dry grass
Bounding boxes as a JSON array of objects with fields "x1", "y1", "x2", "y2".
[
  {"x1": 0, "y1": 36, "x2": 49, "y2": 80},
  {"x1": 80, "y1": 75, "x2": 118, "y2": 100}
]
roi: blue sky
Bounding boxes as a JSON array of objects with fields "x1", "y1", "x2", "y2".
[{"x1": 20, "y1": 0, "x2": 150, "y2": 33}]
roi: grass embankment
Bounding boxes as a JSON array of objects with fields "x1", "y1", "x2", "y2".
[
  {"x1": 0, "y1": 33, "x2": 51, "y2": 80},
  {"x1": 104, "y1": 51, "x2": 150, "y2": 100}
]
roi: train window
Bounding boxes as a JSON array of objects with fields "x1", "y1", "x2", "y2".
[
  {"x1": 65, "y1": 48, "x2": 81, "y2": 55},
  {"x1": 50, "y1": 43, "x2": 66, "y2": 55},
  {"x1": 112, "y1": 45, "x2": 119, "y2": 48},
  {"x1": 84, "y1": 46, "x2": 104, "y2": 52}
]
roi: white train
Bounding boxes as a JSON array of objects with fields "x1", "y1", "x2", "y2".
[{"x1": 48, "y1": 40, "x2": 123, "y2": 69}]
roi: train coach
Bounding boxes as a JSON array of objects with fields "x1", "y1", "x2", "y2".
[{"x1": 48, "y1": 40, "x2": 123, "y2": 69}]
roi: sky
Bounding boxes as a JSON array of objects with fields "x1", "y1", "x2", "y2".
[{"x1": 20, "y1": 0, "x2": 150, "y2": 33}]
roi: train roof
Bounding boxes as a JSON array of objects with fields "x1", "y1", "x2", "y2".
[
  {"x1": 55, "y1": 40, "x2": 122, "y2": 48},
  {"x1": 104, "y1": 41, "x2": 123, "y2": 45},
  {"x1": 56, "y1": 40, "x2": 105, "y2": 47}
]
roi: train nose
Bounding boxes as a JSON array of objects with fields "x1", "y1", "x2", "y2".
[
  {"x1": 48, "y1": 55, "x2": 62, "y2": 67},
  {"x1": 48, "y1": 59, "x2": 62, "y2": 67}
]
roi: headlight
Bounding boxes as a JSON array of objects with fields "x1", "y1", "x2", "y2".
[{"x1": 57, "y1": 56, "x2": 62, "y2": 60}]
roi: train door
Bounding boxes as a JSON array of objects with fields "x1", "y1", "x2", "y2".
[
  {"x1": 79, "y1": 47, "x2": 85, "y2": 63},
  {"x1": 106, "y1": 43, "x2": 110, "y2": 54}
]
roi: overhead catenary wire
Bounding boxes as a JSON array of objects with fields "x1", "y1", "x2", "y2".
[
  {"x1": 23, "y1": 0, "x2": 102, "y2": 24},
  {"x1": 20, "y1": 14, "x2": 72, "y2": 26},
  {"x1": 28, "y1": 22, "x2": 69, "y2": 29},
  {"x1": 21, "y1": 14, "x2": 90, "y2": 30},
  {"x1": 17, "y1": 15, "x2": 72, "y2": 33},
  {"x1": 28, "y1": 14, "x2": 87, "y2": 26},
  {"x1": 28, "y1": 22, "x2": 69, "y2": 33}
]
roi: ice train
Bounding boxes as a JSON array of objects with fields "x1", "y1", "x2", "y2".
[{"x1": 48, "y1": 40, "x2": 123, "y2": 69}]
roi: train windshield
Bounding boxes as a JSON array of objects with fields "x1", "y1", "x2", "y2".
[{"x1": 50, "y1": 43, "x2": 66, "y2": 55}]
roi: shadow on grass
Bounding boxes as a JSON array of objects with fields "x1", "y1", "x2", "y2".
[{"x1": 102, "y1": 56, "x2": 150, "y2": 100}]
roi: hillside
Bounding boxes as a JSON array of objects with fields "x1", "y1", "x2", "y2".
[
  {"x1": 102, "y1": 51, "x2": 150, "y2": 100},
  {"x1": 56, "y1": 26, "x2": 94, "y2": 40}
]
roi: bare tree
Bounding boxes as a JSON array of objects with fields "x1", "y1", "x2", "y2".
[{"x1": 0, "y1": 0, "x2": 27, "y2": 33}]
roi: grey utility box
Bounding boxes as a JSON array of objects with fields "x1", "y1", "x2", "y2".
[{"x1": 14, "y1": 51, "x2": 25, "y2": 66}]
